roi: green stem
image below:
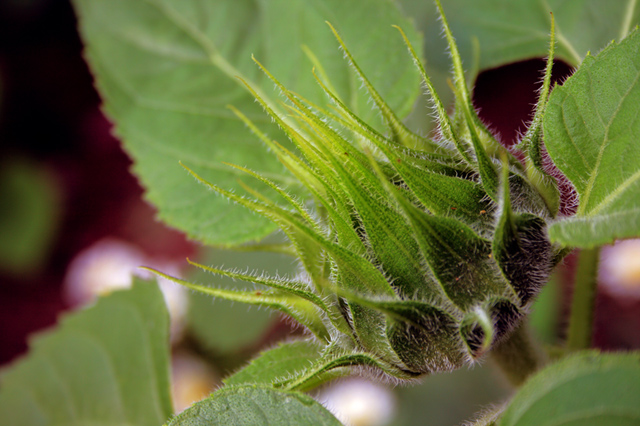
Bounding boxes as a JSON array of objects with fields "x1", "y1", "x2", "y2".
[
  {"x1": 490, "y1": 320, "x2": 546, "y2": 387},
  {"x1": 566, "y1": 247, "x2": 601, "y2": 352}
]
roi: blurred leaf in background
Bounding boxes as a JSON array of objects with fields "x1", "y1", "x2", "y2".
[
  {"x1": 0, "y1": 158, "x2": 62, "y2": 277},
  {"x1": 398, "y1": 0, "x2": 640, "y2": 136},
  {"x1": 407, "y1": 0, "x2": 639, "y2": 74},
  {"x1": 393, "y1": 364, "x2": 510, "y2": 426},
  {"x1": 528, "y1": 271, "x2": 562, "y2": 345}
]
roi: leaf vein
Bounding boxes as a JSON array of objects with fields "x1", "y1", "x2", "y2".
[{"x1": 579, "y1": 66, "x2": 640, "y2": 214}]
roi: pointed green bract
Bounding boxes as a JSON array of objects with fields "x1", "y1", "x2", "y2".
[
  {"x1": 148, "y1": 268, "x2": 331, "y2": 341},
  {"x1": 493, "y1": 159, "x2": 553, "y2": 306},
  {"x1": 188, "y1": 260, "x2": 331, "y2": 314},
  {"x1": 517, "y1": 13, "x2": 561, "y2": 216},
  {"x1": 274, "y1": 344, "x2": 420, "y2": 391},
  {"x1": 394, "y1": 25, "x2": 464, "y2": 158},
  {"x1": 326, "y1": 22, "x2": 429, "y2": 150}
]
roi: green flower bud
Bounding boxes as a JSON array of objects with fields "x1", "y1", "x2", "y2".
[{"x1": 155, "y1": 0, "x2": 563, "y2": 383}]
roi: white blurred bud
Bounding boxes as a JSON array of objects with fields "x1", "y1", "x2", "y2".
[
  {"x1": 599, "y1": 239, "x2": 640, "y2": 299},
  {"x1": 64, "y1": 238, "x2": 188, "y2": 343},
  {"x1": 64, "y1": 239, "x2": 145, "y2": 302},
  {"x1": 171, "y1": 351, "x2": 217, "y2": 414},
  {"x1": 316, "y1": 378, "x2": 396, "y2": 426}
]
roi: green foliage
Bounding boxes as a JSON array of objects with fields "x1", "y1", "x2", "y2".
[
  {"x1": 545, "y1": 28, "x2": 640, "y2": 247},
  {"x1": 0, "y1": 159, "x2": 61, "y2": 275},
  {"x1": 500, "y1": 351, "x2": 640, "y2": 426},
  {"x1": 71, "y1": 0, "x2": 422, "y2": 245},
  {"x1": 167, "y1": 385, "x2": 342, "y2": 426},
  {"x1": 5, "y1": 1, "x2": 640, "y2": 425},
  {"x1": 0, "y1": 280, "x2": 173, "y2": 426},
  {"x1": 528, "y1": 271, "x2": 561, "y2": 344},
  {"x1": 399, "y1": 0, "x2": 640, "y2": 118},
  {"x1": 416, "y1": 0, "x2": 640, "y2": 71}
]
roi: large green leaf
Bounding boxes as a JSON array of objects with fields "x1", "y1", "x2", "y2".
[
  {"x1": 499, "y1": 351, "x2": 640, "y2": 426},
  {"x1": 407, "y1": 0, "x2": 640, "y2": 71},
  {"x1": 544, "y1": 29, "x2": 640, "y2": 247},
  {"x1": 71, "y1": 0, "x2": 422, "y2": 245},
  {"x1": 397, "y1": 0, "x2": 640, "y2": 120},
  {"x1": 0, "y1": 280, "x2": 173, "y2": 426},
  {"x1": 167, "y1": 384, "x2": 342, "y2": 426}
]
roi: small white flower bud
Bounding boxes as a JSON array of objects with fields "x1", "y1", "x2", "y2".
[{"x1": 317, "y1": 378, "x2": 396, "y2": 426}]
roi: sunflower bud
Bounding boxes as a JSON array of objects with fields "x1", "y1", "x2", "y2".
[{"x1": 157, "y1": 0, "x2": 562, "y2": 382}]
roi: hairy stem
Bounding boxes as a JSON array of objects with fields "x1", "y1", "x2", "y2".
[
  {"x1": 491, "y1": 320, "x2": 547, "y2": 387},
  {"x1": 566, "y1": 247, "x2": 601, "y2": 352}
]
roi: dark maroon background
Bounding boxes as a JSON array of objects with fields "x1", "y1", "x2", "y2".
[
  {"x1": 0, "y1": 0, "x2": 635, "y2": 367},
  {"x1": 0, "y1": 0, "x2": 196, "y2": 366}
]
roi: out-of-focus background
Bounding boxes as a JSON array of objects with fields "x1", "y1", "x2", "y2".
[{"x1": 1, "y1": 1, "x2": 639, "y2": 425}]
